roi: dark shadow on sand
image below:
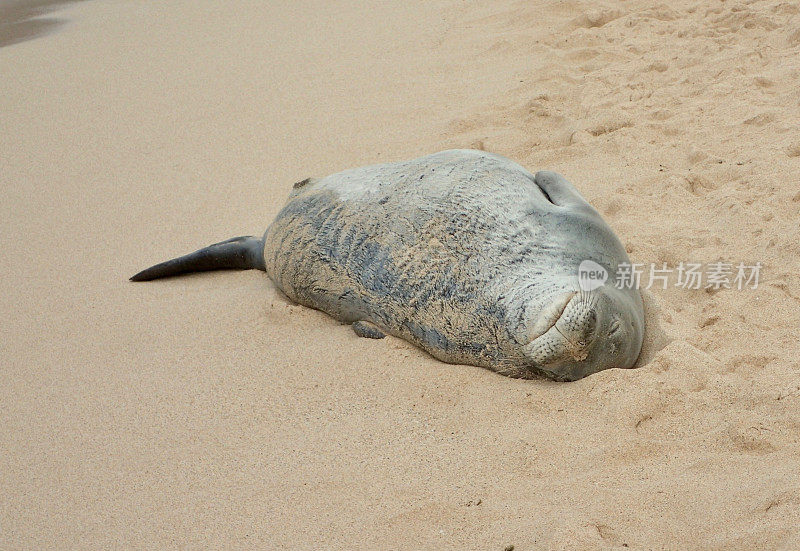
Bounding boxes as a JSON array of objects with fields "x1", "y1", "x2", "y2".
[
  {"x1": 633, "y1": 289, "x2": 671, "y2": 368},
  {"x1": 0, "y1": 1, "x2": 85, "y2": 48}
]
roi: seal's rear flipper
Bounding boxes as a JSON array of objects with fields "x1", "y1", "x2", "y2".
[{"x1": 130, "y1": 236, "x2": 265, "y2": 281}]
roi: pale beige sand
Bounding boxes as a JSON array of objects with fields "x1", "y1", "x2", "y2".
[{"x1": 2, "y1": 0, "x2": 800, "y2": 548}]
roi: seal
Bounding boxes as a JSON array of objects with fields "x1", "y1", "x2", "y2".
[{"x1": 131, "y1": 149, "x2": 644, "y2": 381}]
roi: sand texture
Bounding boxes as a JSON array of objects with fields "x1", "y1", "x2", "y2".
[{"x1": 2, "y1": 0, "x2": 799, "y2": 548}]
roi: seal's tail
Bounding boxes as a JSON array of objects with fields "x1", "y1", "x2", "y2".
[{"x1": 130, "y1": 236, "x2": 266, "y2": 281}]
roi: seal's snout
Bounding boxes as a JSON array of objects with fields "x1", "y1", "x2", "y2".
[
  {"x1": 524, "y1": 293, "x2": 598, "y2": 370},
  {"x1": 555, "y1": 297, "x2": 598, "y2": 360},
  {"x1": 523, "y1": 287, "x2": 642, "y2": 381}
]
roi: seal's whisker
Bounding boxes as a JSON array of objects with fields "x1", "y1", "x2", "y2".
[{"x1": 576, "y1": 289, "x2": 597, "y2": 309}]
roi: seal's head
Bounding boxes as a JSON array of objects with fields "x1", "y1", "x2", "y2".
[{"x1": 523, "y1": 287, "x2": 643, "y2": 381}]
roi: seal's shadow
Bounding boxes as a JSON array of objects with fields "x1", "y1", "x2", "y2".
[
  {"x1": 266, "y1": 278, "x2": 669, "y2": 375},
  {"x1": 633, "y1": 289, "x2": 671, "y2": 368}
]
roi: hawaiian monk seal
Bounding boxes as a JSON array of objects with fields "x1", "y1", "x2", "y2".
[{"x1": 131, "y1": 149, "x2": 644, "y2": 381}]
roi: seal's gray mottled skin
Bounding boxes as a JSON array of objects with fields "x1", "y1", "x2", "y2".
[
  {"x1": 262, "y1": 150, "x2": 643, "y2": 380},
  {"x1": 132, "y1": 149, "x2": 644, "y2": 381}
]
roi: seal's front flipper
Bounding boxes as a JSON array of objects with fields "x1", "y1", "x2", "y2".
[
  {"x1": 352, "y1": 321, "x2": 386, "y2": 339},
  {"x1": 534, "y1": 171, "x2": 595, "y2": 212},
  {"x1": 130, "y1": 236, "x2": 265, "y2": 281}
]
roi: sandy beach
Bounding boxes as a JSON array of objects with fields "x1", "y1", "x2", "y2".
[{"x1": 3, "y1": 0, "x2": 800, "y2": 548}]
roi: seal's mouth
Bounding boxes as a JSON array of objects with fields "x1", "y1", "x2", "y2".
[
  {"x1": 526, "y1": 291, "x2": 576, "y2": 343},
  {"x1": 524, "y1": 292, "x2": 598, "y2": 369}
]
